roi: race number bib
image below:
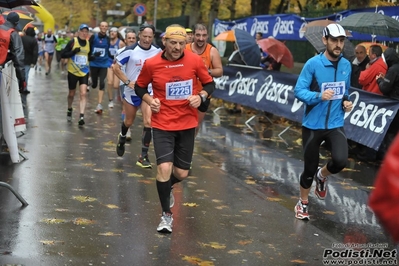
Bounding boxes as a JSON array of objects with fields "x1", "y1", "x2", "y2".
[
  {"x1": 93, "y1": 47, "x2": 105, "y2": 57},
  {"x1": 165, "y1": 80, "x2": 193, "y2": 100},
  {"x1": 321, "y1": 81, "x2": 345, "y2": 100},
  {"x1": 74, "y1": 55, "x2": 87, "y2": 65},
  {"x1": 109, "y1": 47, "x2": 117, "y2": 56}
]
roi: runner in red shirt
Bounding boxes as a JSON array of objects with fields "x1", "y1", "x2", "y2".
[{"x1": 135, "y1": 24, "x2": 215, "y2": 233}]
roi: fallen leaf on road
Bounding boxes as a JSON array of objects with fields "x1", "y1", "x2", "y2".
[
  {"x1": 105, "y1": 204, "x2": 119, "y2": 209},
  {"x1": 41, "y1": 218, "x2": 67, "y2": 224},
  {"x1": 266, "y1": 197, "x2": 282, "y2": 202},
  {"x1": 290, "y1": 259, "x2": 307, "y2": 263},
  {"x1": 228, "y1": 249, "x2": 245, "y2": 254},
  {"x1": 127, "y1": 173, "x2": 144, "y2": 178},
  {"x1": 199, "y1": 242, "x2": 226, "y2": 249},
  {"x1": 182, "y1": 255, "x2": 214, "y2": 266},
  {"x1": 72, "y1": 195, "x2": 97, "y2": 202},
  {"x1": 73, "y1": 218, "x2": 95, "y2": 225},
  {"x1": 183, "y1": 203, "x2": 199, "y2": 207},
  {"x1": 215, "y1": 205, "x2": 229, "y2": 210},
  {"x1": 238, "y1": 240, "x2": 253, "y2": 245},
  {"x1": 98, "y1": 232, "x2": 121, "y2": 236},
  {"x1": 323, "y1": 210, "x2": 336, "y2": 215}
]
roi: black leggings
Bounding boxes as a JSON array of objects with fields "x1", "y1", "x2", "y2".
[
  {"x1": 299, "y1": 127, "x2": 348, "y2": 189},
  {"x1": 90, "y1": 66, "x2": 107, "y2": 90}
]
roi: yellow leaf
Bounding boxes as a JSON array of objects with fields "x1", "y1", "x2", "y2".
[
  {"x1": 195, "y1": 189, "x2": 207, "y2": 193},
  {"x1": 266, "y1": 197, "x2": 283, "y2": 202},
  {"x1": 73, "y1": 218, "x2": 95, "y2": 225},
  {"x1": 323, "y1": 210, "x2": 336, "y2": 215},
  {"x1": 93, "y1": 168, "x2": 104, "y2": 172},
  {"x1": 183, "y1": 202, "x2": 199, "y2": 207},
  {"x1": 240, "y1": 210, "x2": 253, "y2": 213},
  {"x1": 41, "y1": 218, "x2": 67, "y2": 224},
  {"x1": 72, "y1": 195, "x2": 97, "y2": 202},
  {"x1": 199, "y1": 242, "x2": 226, "y2": 249},
  {"x1": 105, "y1": 204, "x2": 119, "y2": 209},
  {"x1": 366, "y1": 186, "x2": 375, "y2": 190},
  {"x1": 209, "y1": 242, "x2": 226, "y2": 249},
  {"x1": 200, "y1": 165, "x2": 212, "y2": 169},
  {"x1": 228, "y1": 249, "x2": 245, "y2": 254},
  {"x1": 98, "y1": 232, "x2": 121, "y2": 236},
  {"x1": 212, "y1": 199, "x2": 223, "y2": 203},
  {"x1": 245, "y1": 180, "x2": 256, "y2": 185},
  {"x1": 103, "y1": 141, "x2": 115, "y2": 146},
  {"x1": 295, "y1": 138, "x2": 302, "y2": 145},
  {"x1": 215, "y1": 205, "x2": 229, "y2": 210},
  {"x1": 111, "y1": 168, "x2": 124, "y2": 173},
  {"x1": 182, "y1": 255, "x2": 215, "y2": 266}
]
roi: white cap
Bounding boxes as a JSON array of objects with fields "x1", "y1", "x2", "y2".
[{"x1": 323, "y1": 24, "x2": 346, "y2": 38}]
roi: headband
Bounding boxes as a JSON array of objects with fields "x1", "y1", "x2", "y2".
[{"x1": 164, "y1": 26, "x2": 187, "y2": 40}]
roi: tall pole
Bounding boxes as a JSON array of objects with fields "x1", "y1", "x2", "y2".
[{"x1": 153, "y1": 0, "x2": 158, "y2": 29}]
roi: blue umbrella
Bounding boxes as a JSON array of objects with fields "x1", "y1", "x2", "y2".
[
  {"x1": 0, "y1": 0, "x2": 38, "y2": 9},
  {"x1": 233, "y1": 28, "x2": 261, "y2": 67}
]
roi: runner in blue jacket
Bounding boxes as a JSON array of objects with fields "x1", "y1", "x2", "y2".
[{"x1": 294, "y1": 23, "x2": 353, "y2": 220}]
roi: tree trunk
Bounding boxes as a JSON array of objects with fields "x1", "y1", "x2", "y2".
[
  {"x1": 181, "y1": 0, "x2": 188, "y2": 16},
  {"x1": 228, "y1": 0, "x2": 237, "y2": 19},
  {"x1": 251, "y1": 0, "x2": 271, "y2": 15},
  {"x1": 188, "y1": 0, "x2": 202, "y2": 28},
  {"x1": 208, "y1": 0, "x2": 221, "y2": 36}
]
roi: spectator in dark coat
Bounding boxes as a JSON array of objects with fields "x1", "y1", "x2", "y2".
[
  {"x1": 377, "y1": 48, "x2": 399, "y2": 99},
  {"x1": 21, "y1": 27, "x2": 38, "y2": 93},
  {"x1": 351, "y1": 45, "x2": 369, "y2": 89}
]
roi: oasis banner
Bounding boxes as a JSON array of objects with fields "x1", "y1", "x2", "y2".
[
  {"x1": 214, "y1": 6, "x2": 399, "y2": 42},
  {"x1": 213, "y1": 66, "x2": 399, "y2": 151}
]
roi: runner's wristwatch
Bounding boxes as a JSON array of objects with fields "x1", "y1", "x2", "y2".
[{"x1": 124, "y1": 80, "x2": 130, "y2": 86}]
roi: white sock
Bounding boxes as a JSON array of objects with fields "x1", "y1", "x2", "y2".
[{"x1": 317, "y1": 168, "x2": 325, "y2": 180}]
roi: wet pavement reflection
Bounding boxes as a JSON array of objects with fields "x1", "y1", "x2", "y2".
[{"x1": 0, "y1": 65, "x2": 395, "y2": 266}]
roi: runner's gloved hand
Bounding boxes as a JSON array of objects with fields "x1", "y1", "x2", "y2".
[
  {"x1": 93, "y1": 51, "x2": 101, "y2": 57},
  {"x1": 72, "y1": 47, "x2": 81, "y2": 54}
]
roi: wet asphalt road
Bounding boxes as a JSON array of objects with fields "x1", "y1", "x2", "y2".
[{"x1": 0, "y1": 64, "x2": 395, "y2": 266}]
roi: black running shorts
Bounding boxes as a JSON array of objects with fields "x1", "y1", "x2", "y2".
[
  {"x1": 68, "y1": 72, "x2": 89, "y2": 90},
  {"x1": 153, "y1": 128, "x2": 196, "y2": 170}
]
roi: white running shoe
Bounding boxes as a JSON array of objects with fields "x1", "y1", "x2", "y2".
[
  {"x1": 108, "y1": 100, "x2": 114, "y2": 108},
  {"x1": 94, "y1": 104, "x2": 103, "y2": 114},
  {"x1": 157, "y1": 212, "x2": 173, "y2": 233},
  {"x1": 126, "y1": 128, "x2": 132, "y2": 141}
]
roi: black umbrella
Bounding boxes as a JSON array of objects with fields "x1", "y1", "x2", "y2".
[
  {"x1": 233, "y1": 28, "x2": 261, "y2": 67},
  {"x1": 304, "y1": 25, "x2": 355, "y2": 60},
  {"x1": 339, "y1": 12, "x2": 399, "y2": 38},
  {"x1": 0, "y1": 0, "x2": 38, "y2": 9}
]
